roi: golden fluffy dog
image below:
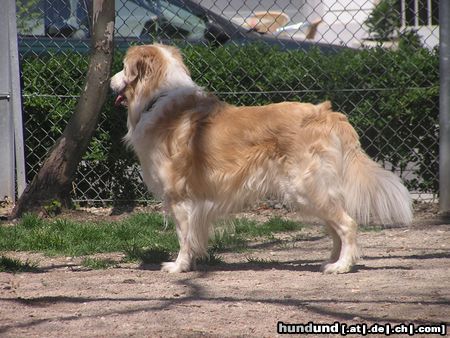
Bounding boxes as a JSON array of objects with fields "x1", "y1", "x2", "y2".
[{"x1": 111, "y1": 44, "x2": 412, "y2": 274}]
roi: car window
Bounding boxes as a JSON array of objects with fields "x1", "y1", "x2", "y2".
[
  {"x1": 17, "y1": 0, "x2": 206, "y2": 41},
  {"x1": 158, "y1": 2, "x2": 206, "y2": 40},
  {"x1": 138, "y1": 1, "x2": 207, "y2": 40},
  {"x1": 116, "y1": 0, "x2": 155, "y2": 38},
  {"x1": 17, "y1": 0, "x2": 91, "y2": 38}
]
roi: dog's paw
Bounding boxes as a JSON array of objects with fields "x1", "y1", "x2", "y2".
[
  {"x1": 321, "y1": 261, "x2": 353, "y2": 274},
  {"x1": 161, "y1": 261, "x2": 188, "y2": 273}
]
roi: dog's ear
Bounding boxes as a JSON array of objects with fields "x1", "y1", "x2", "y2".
[
  {"x1": 123, "y1": 56, "x2": 139, "y2": 84},
  {"x1": 124, "y1": 46, "x2": 160, "y2": 84}
]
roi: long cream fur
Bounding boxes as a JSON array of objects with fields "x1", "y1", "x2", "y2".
[{"x1": 110, "y1": 44, "x2": 413, "y2": 274}]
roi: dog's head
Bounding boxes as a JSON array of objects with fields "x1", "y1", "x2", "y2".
[{"x1": 110, "y1": 44, "x2": 192, "y2": 128}]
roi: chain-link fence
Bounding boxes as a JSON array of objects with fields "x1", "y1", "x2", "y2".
[{"x1": 16, "y1": 0, "x2": 440, "y2": 204}]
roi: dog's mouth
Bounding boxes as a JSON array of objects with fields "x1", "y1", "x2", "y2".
[{"x1": 114, "y1": 90, "x2": 127, "y2": 107}]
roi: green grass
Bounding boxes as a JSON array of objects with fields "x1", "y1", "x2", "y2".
[
  {"x1": 0, "y1": 255, "x2": 39, "y2": 273},
  {"x1": 0, "y1": 213, "x2": 304, "y2": 267},
  {"x1": 211, "y1": 217, "x2": 304, "y2": 252},
  {"x1": 359, "y1": 225, "x2": 384, "y2": 232},
  {"x1": 0, "y1": 212, "x2": 178, "y2": 257},
  {"x1": 197, "y1": 249, "x2": 225, "y2": 266}
]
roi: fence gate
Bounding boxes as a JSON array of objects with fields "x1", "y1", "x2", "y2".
[{"x1": 0, "y1": 0, "x2": 26, "y2": 204}]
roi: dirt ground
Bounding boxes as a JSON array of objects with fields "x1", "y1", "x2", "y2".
[{"x1": 0, "y1": 204, "x2": 449, "y2": 337}]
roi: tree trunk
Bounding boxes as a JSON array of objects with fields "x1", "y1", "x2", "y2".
[{"x1": 11, "y1": 0, "x2": 115, "y2": 218}]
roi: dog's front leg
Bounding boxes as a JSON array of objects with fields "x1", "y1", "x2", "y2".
[
  {"x1": 161, "y1": 200, "x2": 213, "y2": 273},
  {"x1": 161, "y1": 201, "x2": 194, "y2": 273}
]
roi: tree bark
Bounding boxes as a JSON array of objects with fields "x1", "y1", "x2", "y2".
[{"x1": 11, "y1": 0, "x2": 115, "y2": 218}]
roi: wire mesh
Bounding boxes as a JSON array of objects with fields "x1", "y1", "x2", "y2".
[{"x1": 16, "y1": 0, "x2": 439, "y2": 203}]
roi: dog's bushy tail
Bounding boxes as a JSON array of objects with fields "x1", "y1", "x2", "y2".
[{"x1": 342, "y1": 150, "x2": 413, "y2": 225}]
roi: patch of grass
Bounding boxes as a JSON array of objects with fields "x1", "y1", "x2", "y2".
[
  {"x1": 211, "y1": 217, "x2": 304, "y2": 252},
  {"x1": 235, "y1": 217, "x2": 302, "y2": 236},
  {"x1": 0, "y1": 255, "x2": 39, "y2": 273},
  {"x1": 197, "y1": 249, "x2": 224, "y2": 266},
  {"x1": 20, "y1": 212, "x2": 45, "y2": 229},
  {"x1": 0, "y1": 213, "x2": 304, "y2": 260},
  {"x1": 359, "y1": 225, "x2": 384, "y2": 232},
  {"x1": 0, "y1": 212, "x2": 178, "y2": 257},
  {"x1": 81, "y1": 257, "x2": 118, "y2": 270},
  {"x1": 210, "y1": 229, "x2": 248, "y2": 252}
]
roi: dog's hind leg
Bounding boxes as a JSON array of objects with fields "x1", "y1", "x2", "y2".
[
  {"x1": 324, "y1": 223, "x2": 342, "y2": 263},
  {"x1": 321, "y1": 211, "x2": 359, "y2": 274},
  {"x1": 161, "y1": 200, "x2": 212, "y2": 273},
  {"x1": 292, "y1": 147, "x2": 359, "y2": 273}
]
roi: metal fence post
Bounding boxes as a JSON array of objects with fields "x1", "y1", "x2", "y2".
[
  {"x1": 9, "y1": 0, "x2": 26, "y2": 198},
  {"x1": 0, "y1": 2, "x2": 15, "y2": 203},
  {"x1": 0, "y1": 0, "x2": 26, "y2": 203},
  {"x1": 440, "y1": 0, "x2": 450, "y2": 215}
]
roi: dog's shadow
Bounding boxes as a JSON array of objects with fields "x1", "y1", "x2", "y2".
[
  {"x1": 206, "y1": 260, "x2": 322, "y2": 273},
  {"x1": 138, "y1": 260, "x2": 409, "y2": 273},
  {"x1": 136, "y1": 248, "x2": 438, "y2": 273},
  {"x1": 197, "y1": 261, "x2": 411, "y2": 273},
  {"x1": 137, "y1": 258, "x2": 323, "y2": 273}
]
